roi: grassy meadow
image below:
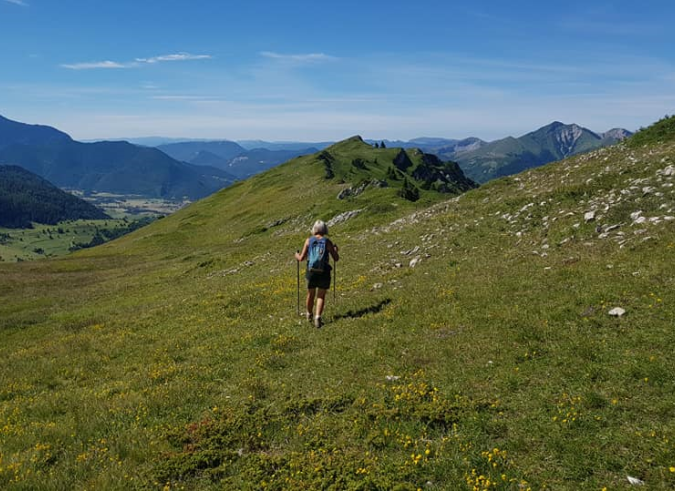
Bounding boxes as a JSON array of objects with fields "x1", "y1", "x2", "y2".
[{"x1": 1, "y1": 127, "x2": 675, "y2": 490}]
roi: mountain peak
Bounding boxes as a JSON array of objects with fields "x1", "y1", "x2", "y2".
[
  {"x1": 325, "y1": 135, "x2": 370, "y2": 153},
  {"x1": 602, "y1": 128, "x2": 633, "y2": 142},
  {"x1": 540, "y1": 121, "x2": 585, "y2": 133},
  {"x1": 456, "y1": 121, "x2": 626, "y2": 183}
]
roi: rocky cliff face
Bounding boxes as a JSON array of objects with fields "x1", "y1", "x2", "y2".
[{"x1": 552, "y1": 123, "x2": 592, "y2": 157}]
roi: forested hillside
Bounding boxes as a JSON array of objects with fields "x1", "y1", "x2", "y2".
[{"x1": 0, "y1": 165, "x2": 109, "y2": 228}]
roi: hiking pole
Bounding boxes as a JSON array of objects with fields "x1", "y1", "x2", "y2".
[
  {"x1": 333, "y1": 256, "x2": 337, "y2": 304},
  {"x1": 331, "y1": 255, "x2": 337, "y2": 323},
  {"x1": 296, "y1": 250, "x2": 300, "y2": 317}
]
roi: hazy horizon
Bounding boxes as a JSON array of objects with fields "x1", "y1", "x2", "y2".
[{"x1": 77, "y1": 119, "x2": 635, "y2": 147}]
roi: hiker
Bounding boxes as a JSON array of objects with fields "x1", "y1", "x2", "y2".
[{"x1": 295, "y1": 220, "x2": 339, "y2": 328}]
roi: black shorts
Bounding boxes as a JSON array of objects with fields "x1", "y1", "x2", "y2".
[{"x1": 306, "y1": 270, "x2": 331, "y2": 290}]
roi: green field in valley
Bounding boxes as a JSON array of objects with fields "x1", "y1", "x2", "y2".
[
  {"x1": 0, "y1": 217, "x2": 157, "y2": 263},
  {"x1": 0, "y1": 191, "x2": 181, "y2": 263}
]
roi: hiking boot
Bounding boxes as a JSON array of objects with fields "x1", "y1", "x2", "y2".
[
  {"x1": 314, "y1": 316, "x2": 323, "y2": 329},
  {"x1": 304, "y1": 312, "x2": 312, "y2": 323}
]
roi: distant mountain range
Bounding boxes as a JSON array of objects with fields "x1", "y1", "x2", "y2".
[
  {"x1": 0, "y1": 115, "x2": 235, "y2": 200},
  {"x1": 153, "y1": 122, "x2": 631, "y2": 184},
  {"x1": 107, "y1": 136, "x2": 333, "y2": 152},
  {"x1": 236, "y1": 140, "x2": 333, "y2": 151},
  {"x1": 157, "y1": 140, "x2": 247, "y2": 162},
  {"x1": 0, "y1": 164, "x2": 109, "y2": 228},
  {"x1": 440, "y1": 122, "x2": 633, "y2": 183},
  {"x1": 157, "y1": 141, "x2": 319, "y2": 179},
  {"x1": 1, "y1": 114, "x2": 633, "y2": 204}
]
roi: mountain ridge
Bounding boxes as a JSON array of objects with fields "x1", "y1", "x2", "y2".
[
  {"x1": 0, "y1": 115, "x2": 235, "y2": 200},
  {"x1": 147, "y1": 121, "x2": 631, "y2": 183},
  {"x1": 448, "y1": 121, "x2": 633, "y2": 183},
  {"x1": 0, "y1": 114, "x2": 72, "y2": 149}
]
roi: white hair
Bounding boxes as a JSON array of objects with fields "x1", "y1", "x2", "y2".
[{"x1": 311, "y1": 220, "x2": 328, "y2": 235}]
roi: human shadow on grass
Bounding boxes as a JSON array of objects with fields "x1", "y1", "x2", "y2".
[{"x1": 333, "y1": 298, "x2": 392, "y2": 321}]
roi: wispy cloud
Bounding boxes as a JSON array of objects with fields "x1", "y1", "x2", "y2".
[
  {"x1": 135, "y1": 52, "x2": 212, "y2": 64},
  {"x1": 260, "y1": 51, "x2": 336, "y2": 63},
  {"x1": 3, "y1": 0, "x2": 28, "y2": 6},
  {"x1": 61, "y1": 60, "x2": 135, "y2": 70},
  {"x1": 61, "y1": 52, "x2": 211, "y2": 70},
  {"x1": 151, "y1": 95, "x2": 219, "y2": 101}
]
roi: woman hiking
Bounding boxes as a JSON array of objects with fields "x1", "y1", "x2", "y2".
[{"x1": 295, "y1": 220, "x2": 339, "y2": 328}]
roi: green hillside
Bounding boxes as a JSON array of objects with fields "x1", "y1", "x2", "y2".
[
  {"x1": 1, "y1": 123, "x2": 675, "y2": 490},
  {"x1": 628, "y1": 114, "x2": 675, "y2": 148}
]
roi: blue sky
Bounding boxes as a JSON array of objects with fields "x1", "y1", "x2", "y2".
[{"x1": 1, "y1": 0, "x2": 674, "y2": 142}]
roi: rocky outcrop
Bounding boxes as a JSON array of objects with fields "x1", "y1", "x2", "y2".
[
  {"x1": 393, "y1": 149, "x2": 413, "y2": 172},
  {"x1": 337, "y1": 179, "x2": 388, "y2": 199},
  {"x1": 327, "y1": 209, "x2": 363, "y2": 226}
]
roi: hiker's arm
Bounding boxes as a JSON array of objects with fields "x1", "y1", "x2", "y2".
[
  {"x1": 295, "y1": 239, "x2": 309, "y2": 261},
  {"x1": 329, "y1": 241, "x2": 339, "y2": 262}
]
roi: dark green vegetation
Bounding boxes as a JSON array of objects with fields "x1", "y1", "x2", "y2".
[
  {"x1": 67, "y1": 217, "x2": 156, "y2": 252},
  {"x1": 1, "y1": 122, "x2": 675, "y2": 490},
  {"x1": 628, "y1": 115, "x2": 675, "y2": 148},
  {"x1": 447, "y1": 122, "x2": 632, "y2": 184},
  {"x1": 320, "y1": 136, "x2": 476, "y2": 197},
  {"x1": 0, "y1": 115, "x2": 234, "y2": 200},
  {"x1": 0, "y1": 165, "x2": 109, "y2": 228}
]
